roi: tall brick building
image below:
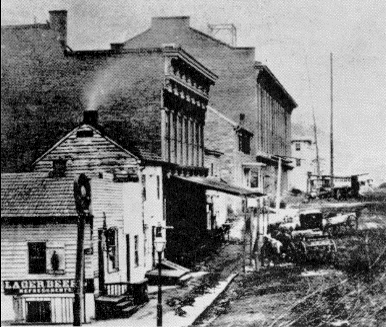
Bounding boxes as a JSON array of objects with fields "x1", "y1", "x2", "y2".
[
  {"x1": 1, "y1": 11, "x2": 226, "y2": 266},
  {"x1": 123, "y1": 16, "x2": 297, "y2": 196}
]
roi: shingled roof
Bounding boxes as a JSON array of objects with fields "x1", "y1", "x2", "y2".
[{"x1": 1, "y1": 172, "x2": 77, "y2": 218}]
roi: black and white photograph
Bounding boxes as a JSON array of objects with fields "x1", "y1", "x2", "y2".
[{"x1": 1, "y1": 1, "x2": 385, "y2": 326}]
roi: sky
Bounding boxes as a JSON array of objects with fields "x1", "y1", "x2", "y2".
[{"x1": 2, "y1": 0, "x2": 386, "y2": 184}]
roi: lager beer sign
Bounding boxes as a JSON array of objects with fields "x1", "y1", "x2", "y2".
[{"x1": 3, "y1": 279, "x2": 94, "y2": 295}]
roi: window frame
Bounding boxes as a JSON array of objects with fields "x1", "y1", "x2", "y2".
[
  {"x1": 106, "y1": 228, "x2": 119, "y2": 272},
  {"x1": 28, "y1": 242, "x2": 46, "y2": 275}
]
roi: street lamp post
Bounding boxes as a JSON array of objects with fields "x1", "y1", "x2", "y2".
[{"x1": 154, "y1": 232, "x2": 166, "y2": 327}]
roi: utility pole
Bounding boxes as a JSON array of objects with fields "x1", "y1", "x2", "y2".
[
  {"x1": 73, "y1": 174, "x2": 91, "y2": 326},
  {"x1": 330, "y1": 53, "x2": 334, "y2": 196},
  {"x1": 305, "y1": 55, "x2": 321, "y2": 181},
  {"x1": 73, "y1": 213, "x2": 85, "y2": 326}
]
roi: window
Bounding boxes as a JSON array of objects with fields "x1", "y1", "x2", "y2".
[
  {"x1": 185, "y1": 118, "x2": 189, "y2": 166},
  {"x1": 238, "y1": 133, "x2": 251, "y2": 154},
  {"x1": 157, "y1": 176, "x2": 160, "y2": 200},
  {"x1": 142, "y1": 175, "x2": 146, "y2": 201},
  {"x1": 134, "y1": 235, "x2": 139, "y2": 267},
  {"x1": 295, "y1": 142, "x2": 301, "y2": 151},
  {"x1": 164, "y1": 111, "x2": 170, "y2": 161},
  {"x1": 210, "y1": 163, "x2": 214, "y2": 176},
  {"x1": 250, "y1": 170, "x2": 259, "y2": 188},
  {"x1": 244, "y1": 168, "x2": 251, "y2": 187},
  {"x1": 28, "y1": 242, "x2": 46, "y2": 274},
  {"x1": 178, "y1": 115, "x2": 183, "y2": 165},
  {"x1": 191, "y1": 120, "x2": 196, "y2": 166},
  {"x1": 296, "y1": 159, "x2": 301, "y2": 167},
  {"x1": 195, "y1": 122, "x2": 200, "y2": 166},
  {"x1": 106, "y1": 228, "x2": 119, "y2": 271},
  {"x1": 170, "y1": 112, "x2": 175, "y2": 163},
  {"x1": 52, "y1": 159, "x2": 67, "y2": 177}
]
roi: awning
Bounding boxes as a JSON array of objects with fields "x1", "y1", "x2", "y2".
[{"x1": 172, "y1": 175, "x2": 265, "y2": 197}]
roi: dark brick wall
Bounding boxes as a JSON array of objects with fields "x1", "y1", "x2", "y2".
[
  {"x1": 205, "y1": 108, "x2": 256, "y2": 187},
  {"x1": 1, "y1": 25, "x2": 164, "y2": 172},
  {"x1": 124, "y1": 20, "x2": 258, "y2": 153}
]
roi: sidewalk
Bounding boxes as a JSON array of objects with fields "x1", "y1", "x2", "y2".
[
  {"x1": 2, "y1": 273, "x2": 238, "y2": 327},
  {"x1": 93, "y1": 273, "x2": 237, "y2": 327}
]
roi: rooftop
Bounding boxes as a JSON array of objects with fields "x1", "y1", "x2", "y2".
[{"x1": 1, "y1": 172, "x2": 77, "y2": 219}]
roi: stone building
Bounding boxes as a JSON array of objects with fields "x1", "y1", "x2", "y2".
[{"x1": 123, "y1": 16, "x2": 297, "y2": 197}]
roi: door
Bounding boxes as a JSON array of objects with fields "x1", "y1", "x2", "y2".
[
  {"x1": 98, "y1": 230, "x2": 105, "y2": 295},
  {"x1": 126, "y1": 234, "x2": 131, "y2": 282},
  {"x1": 26, "y1": 301, "x2": 51, "y2": 323}
]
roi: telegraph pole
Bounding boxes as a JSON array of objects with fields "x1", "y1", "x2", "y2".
[
  {"x1": 330, "y1": 53, "x2": 334, "y2": 196},
  {"x1": 73, "y1": 174, "x2": 91, "y2": 326}
]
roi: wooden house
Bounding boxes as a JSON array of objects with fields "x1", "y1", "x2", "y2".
[{"x1": 1, "y1": 122, "x2": 164, "y2": 323}]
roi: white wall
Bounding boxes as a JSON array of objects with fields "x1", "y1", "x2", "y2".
[
  {"x1": 290, "y1": 141, "x2": 315, "y2": 192},
  {"x1": 141, "y1": 166, "x2": 165, "y2": 270},
  {"x1": 1, "y1": 223, "x2": 94, "y2": 323}
]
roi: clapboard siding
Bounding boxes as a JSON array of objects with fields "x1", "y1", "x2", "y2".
[
  {"x1": 1, "y1": 224, "x2": 92, "y2": 288},
  {"x1": 34, "y1": 125, "x2": 138, "y2": 175}
]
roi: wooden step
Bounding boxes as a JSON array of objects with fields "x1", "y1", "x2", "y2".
[
  {"x1": 116, "y1": 300, "x2": 134, "y2": 308},
  {"x1": 96, "y1": 295, "x2": 127, "y2": 303},
  {"x1": 121, "y1": 305, "x2": 139, "y2": 314}
]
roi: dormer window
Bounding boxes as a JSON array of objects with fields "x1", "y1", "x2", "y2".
[
  {"x1": 52, "y1": 159, "x2": 67, "y2": 177},
  {"x1": 238, "y1": 132, "x2": 251, "y2": 155}
]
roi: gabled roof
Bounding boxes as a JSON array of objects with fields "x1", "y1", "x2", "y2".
[
  {"x1": 32, "y1": 123, "x2": 165, "y2": 167},
  {"x1": 33, "y1": 123, "x2": 139, "y2": 166},
  {"x1": 123, "y1": 16, "x2": 254, "y2": 51},
  {"x1": 1, "y1": 172, "x2": 77, "y2": 218}
]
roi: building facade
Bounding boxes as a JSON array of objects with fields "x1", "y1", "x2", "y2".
[
  {"x1": 1, "y1": 172, "x2": 148, "y2": 324},
  {"x1": 2, "y1": 9, "x2": 220, "y2": 266},
  {"x1": 123, "y1": 16, "x2": 297, "y2": 197},
  {"x1": 289, "y1": 138, "x2": 315, "y2": 192}
]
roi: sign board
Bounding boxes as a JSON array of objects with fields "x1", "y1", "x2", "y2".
[
  {"x1": 3, "y1": 279, "x2": 94, "y2": 295},
  {"x1": 247, "y1": 197, "x2": 258, "y2": 208}
]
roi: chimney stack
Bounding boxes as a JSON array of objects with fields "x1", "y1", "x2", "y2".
[
  {"x1": 83, "y1": 110, "x2": 99, "y2": 126},
  {"x1": 111, "y1": 43, "x2": 124, "y2": 52},
  {"x1": 239, "y1": 113, "x2": 245, "y2": 126},
  {"x1": 49, "y1": 10, "x2": 67, "y2": 47},
  {"x1": 151, "y1": 16, "x2": 190, "y2": 30}
]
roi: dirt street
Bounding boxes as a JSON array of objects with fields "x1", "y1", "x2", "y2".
[{"x1": 194, "y1": 200, "x2": 386, "y2": 327}]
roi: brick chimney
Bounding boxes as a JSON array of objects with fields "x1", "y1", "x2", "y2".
[
  {"x1": 49, "y1": 10, "x2": 67, "y2": 47},
  {"x1": 83, "y1": 110, "x2": 98, "y2": 126},
  {"x1": 151, "y1": 16, "x2": 190, "y2": 30}
]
